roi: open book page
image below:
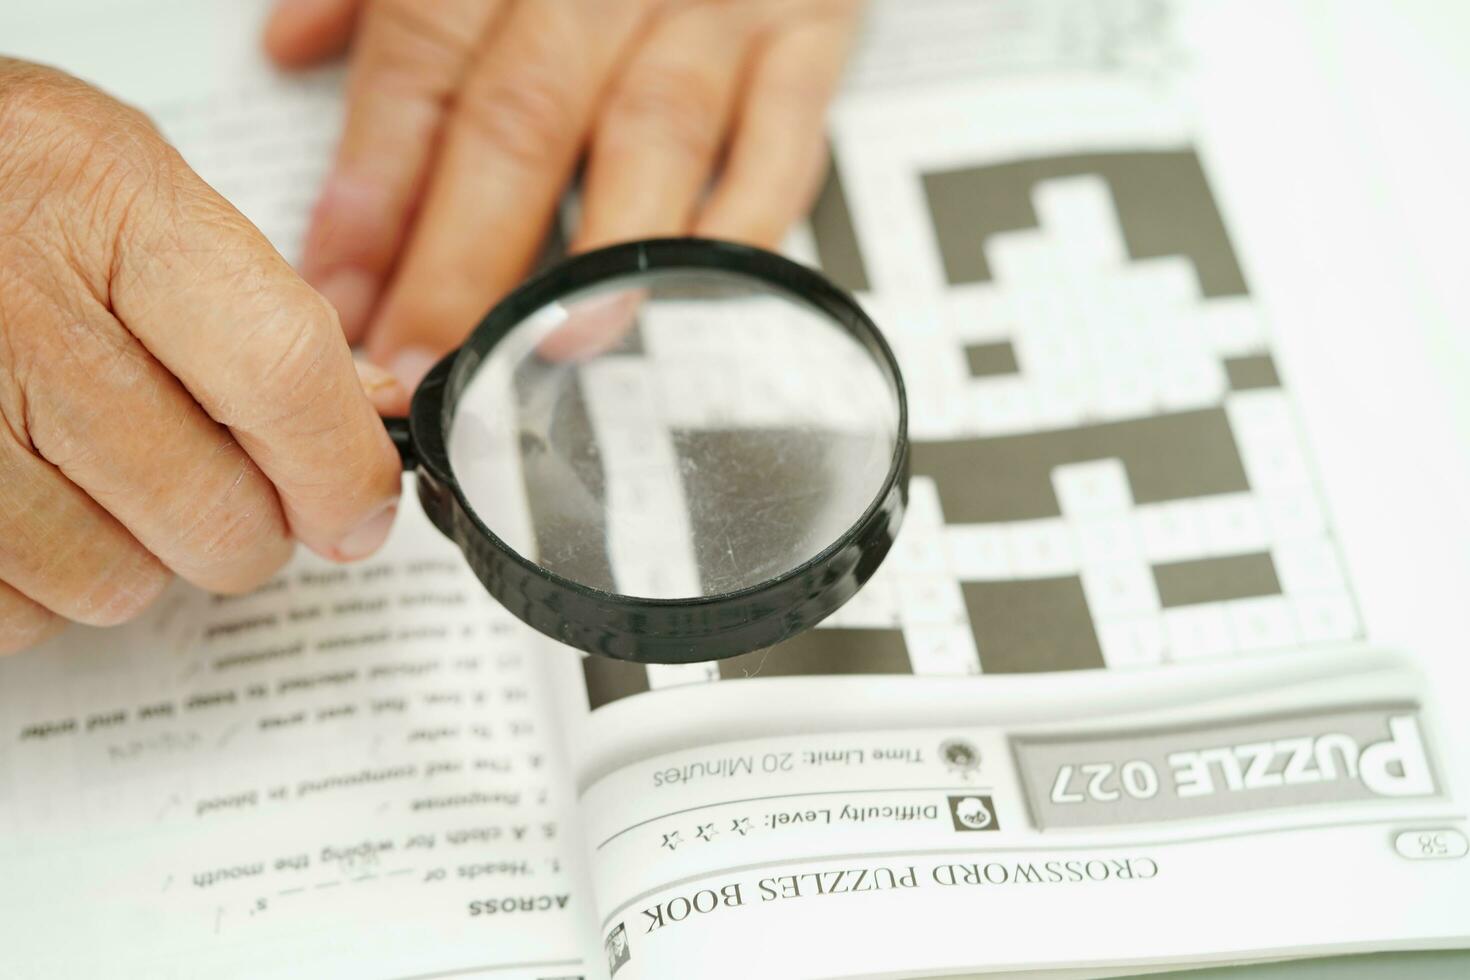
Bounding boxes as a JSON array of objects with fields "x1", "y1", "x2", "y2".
[
  {"x1": 542, "y1": 1, "x2": 1470, "y2": 975},
  {"x1": 0, "y1": 489, "x2": 595, "y2": 979},
  {"x1": 0, "y1": 2, "x2": 596, "y2": 976}
]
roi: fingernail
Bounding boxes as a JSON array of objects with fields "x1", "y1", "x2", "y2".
[
  {"x1": 389, "y1": 347, "x2": 440, "y2": 391},
  {"x1": 354, "y1": 357, "x2": 410, "y2": 415},
  {"x1": 317, "y1": 267, "x2": 378, "y2": 338},
  {"x1": 333, "y1": 499, "x2": 398, "y2": 562},
  {"x1": 354, "y1": 356, "x2": 398, "y2": 393}
]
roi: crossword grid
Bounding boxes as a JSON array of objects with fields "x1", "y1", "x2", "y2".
[
  {"x1": 578, "y1": 139, "x2": 1363, "y2": 708},
  {"x1": 843, "y1": 166, "x2": 1355, "y2": 667}
]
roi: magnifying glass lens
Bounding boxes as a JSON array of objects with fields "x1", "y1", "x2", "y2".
[{"x1": 447, "y1": 268, "x2": 899, "y2": 602}]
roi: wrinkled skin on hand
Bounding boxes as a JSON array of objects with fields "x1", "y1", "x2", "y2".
[{"x1": 0, "y1": 60, "x2": 403, "y2": 654}]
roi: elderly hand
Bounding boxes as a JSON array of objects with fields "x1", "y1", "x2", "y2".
[
  {"x1": 0, "y1": 60, "x2": 404, "y2": 654},
  {"x1": 264, "y1": 0, "x2": 863, "y2": 387}
]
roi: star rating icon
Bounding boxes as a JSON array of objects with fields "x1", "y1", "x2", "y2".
[
  {"x1": 730, "y1": 817, "x2": 751, "y2": 836},
  {"x1": 661, "y1": 831, "x2": 683, "y2": 851},
  {"x1": 696, "y1": 823, "x2": 718, "y2": 842}
]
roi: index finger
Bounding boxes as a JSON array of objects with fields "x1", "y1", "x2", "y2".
[
  {"x1": 296, "y1": 0, "x2": 503, "y2": 342},
  {"x1": 361, "y1": 0, "x2": 653, "y2": 383},
  {"x1": 111, "y1": 150, "x2": 403, "y2": 562}
]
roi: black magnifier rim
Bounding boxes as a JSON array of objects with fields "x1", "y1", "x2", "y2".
[{"x1": 410, "y1": 237, "x2": 909, "y2": 665}]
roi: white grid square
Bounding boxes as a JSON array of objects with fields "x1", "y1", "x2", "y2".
[
  {"x1": 1096, "y1": 615, "x2": 1168, "y2": 669},
  {"x1": 1081, "y1": 562, "x2": 1162, "y2": 618},
  {"x1": 1005, "y1": 519, "x2": 1079, "y2": 577},
  {"x1": 1164, "y1": 604, "x2": 1236, "y2": 661},
  {"x1": 1226, "y1": 596, "x2": 1299, "y2": 651},
  {"x1": 1053, "y1": 459, "x2": 1134, "y2": 516}
]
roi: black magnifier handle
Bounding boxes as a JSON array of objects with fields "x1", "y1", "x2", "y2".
[
  {"x1": 379, "y1": 350, "x2": 457, "y2": 475},
  {"x1": 383, "y1": 416, "x2": 415, "y2": 471}
]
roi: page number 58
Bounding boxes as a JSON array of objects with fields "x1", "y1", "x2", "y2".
[{"x1": 1393, "y1": 829, "x2": 1469, "y2": 861}]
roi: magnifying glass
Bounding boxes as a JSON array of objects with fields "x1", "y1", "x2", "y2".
[{"x1": 384, "y1": 238, "x2": 908, "y2": 665}]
